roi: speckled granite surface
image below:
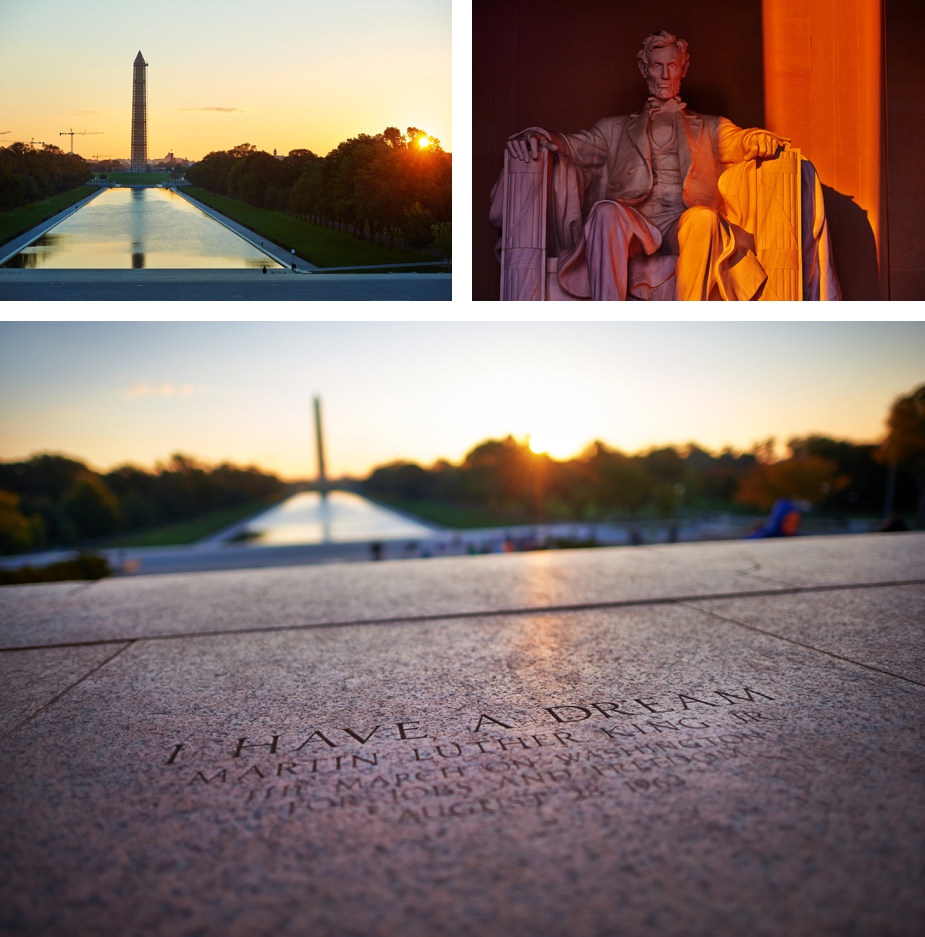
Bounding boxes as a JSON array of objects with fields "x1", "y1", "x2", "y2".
[
  {"x1": 694, "y1": 583, "x2": 925, "y2": 683},
  {"x1": 1, "y1": 534, "x2": 923, "y2": 936},
  {"x1": 0, "y1": 641, "x2": 127, "y2": 736},
  {"x1": 2, "y1": 533, "x2": 922, "y2": 649}
]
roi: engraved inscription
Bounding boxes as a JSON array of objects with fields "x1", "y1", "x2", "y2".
[{"x1": 160, "y1": 686, "x2": 782, "y2": 826}]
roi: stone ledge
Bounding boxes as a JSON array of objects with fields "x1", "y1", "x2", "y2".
[{"x1": 1, "y1": 533, "x2": 922, "y2": 936}]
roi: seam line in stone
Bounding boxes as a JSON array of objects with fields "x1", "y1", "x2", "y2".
[
  {"x1": 734, "y1": 563, "x2": 799, "y2": 587},
  {"x1": 0, "y1": 641, "x2": 135, "y2": 741},
  {"x1": 681, "y1": 602, "x2": 925, "y2": 690},
  {"x1": 68, "y1": 580, "x2": 100, "y2": 597},
  {"x1": 1, "y1": 578, "x2": 922, "y2": 653}
]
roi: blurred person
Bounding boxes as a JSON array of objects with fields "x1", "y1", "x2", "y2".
[{"x1": 746, "y1": 498, "x2": 801, "y2": 538}]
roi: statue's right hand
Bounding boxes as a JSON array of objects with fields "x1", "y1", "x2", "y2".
[{"x1": 506, "y1": 132, "x2": 559, "y2": 162}]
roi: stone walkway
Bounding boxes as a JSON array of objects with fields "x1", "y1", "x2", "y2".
[
  {"x1": 0, "y1": 268, "x2": 452, "y2": 301},
  {"x1": 2, "y1": 533, "x2": 923, "y2": 935}
]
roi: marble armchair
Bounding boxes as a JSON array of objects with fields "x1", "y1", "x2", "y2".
[{"x1": 491, "y1": 146, "x2": 840, "y2": 301}]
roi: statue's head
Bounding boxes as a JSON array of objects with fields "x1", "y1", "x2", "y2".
[{"x1": 637, "y1": 31, "x2": 690, "y2": 101}]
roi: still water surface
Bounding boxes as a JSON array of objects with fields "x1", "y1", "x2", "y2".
[
  {"x1": 242, "y1": 491, "x2": 436, "y2": 546},
  {"x1": 3, "y1": 188, "x2": 280, "y2": 269}
]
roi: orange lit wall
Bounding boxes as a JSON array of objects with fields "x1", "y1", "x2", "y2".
[{"x1": 762, "y1": 0, "x2": 885, "y2": 298}]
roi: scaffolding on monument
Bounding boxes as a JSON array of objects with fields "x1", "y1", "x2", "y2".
[{"x1": 130, "y1": 51, "x2": 148, "y2": 172}]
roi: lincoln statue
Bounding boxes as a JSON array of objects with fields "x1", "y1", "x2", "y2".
[{"x1": 492, "y1": 31, "x2": 841, "y2": 301}]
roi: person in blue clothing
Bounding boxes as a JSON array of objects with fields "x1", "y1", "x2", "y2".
[{"x1": 746, "y1": 498, "x2": 801, "y2": 538}]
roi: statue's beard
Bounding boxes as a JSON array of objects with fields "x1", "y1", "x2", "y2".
[{"x1": 647, "y1": 77, "x2": 681, "y2": 100}]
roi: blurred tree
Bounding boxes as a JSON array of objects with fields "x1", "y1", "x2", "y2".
[
  {"x1": 644, "y1": 447, "x2": 686, "y2": 486},
  {"x1": 0, "y1": 490, "x2": 46, "y2": 554},
  {"x1": 432, "y1": 221, "x2": 452, "y2": 258},
  {"x1": 383, "y1": 127, "x2": 405, "y2": 149},
  {"x1": 735, "y1": 442, "x2": 848, "y2": 511},
  {"x1": 0, "y1": 452, "x2": 283, "y2": 549},
  {"x1": 190, "y1": 128, "x2": 450, "y2": 247},
  {"x1": 359, "y1": 425, "x2": 911, "y2": 527},
  {"x1": 584, "y1": 443, "x2": 651, "y2": 516},
  {"x1": 0, "y1": 141, "x2": 91, "y2": 209},
  {"x1": 402, "y1": 201, "x2": 435, "y2": 248},
  {"x1": 702, "y1": 447, "x2": 755, "y2": 504},
  {"x1": 460, "y1": 437, "x2": 533, "y2": 511},
  {"x1": 366, "y1": 461, "x2": 434, "y2": 500},
  {"x1": 795, "y1": 436, "x2": 893, "y2": 514},
  {"x1": 60, "y1": 475, "x2": 122, "y2": 540},
  {"x1": 880, "y1": 384, "x2": 925, "y2": 527}
]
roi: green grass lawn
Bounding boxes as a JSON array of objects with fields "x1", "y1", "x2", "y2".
[
  {"x1": 364, "y1": 494, "x2": 519, "y2": 530},
  {"x1": 100, "y1": 500, "x2": 279, "y2": 548},
  {"x1": 185, "y1": 187, "x2": 434, "y2": 268},
  {"x1": 0, "y1": 186, "x2": 96, "y2": 247},
  {"x1": 95, "y1": 172, "x2": 172, "y2": 185}
]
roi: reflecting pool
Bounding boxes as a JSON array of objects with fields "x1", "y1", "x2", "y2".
[
  {"x1": 241, "y1": 491, "x2": 436, "y2": 546},
  {"x1": 2, "y1": 188, "x2": 281, "y2": 268}
]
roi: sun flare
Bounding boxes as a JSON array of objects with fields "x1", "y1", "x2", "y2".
[
  {"x1": 417, "y1": 135, "x2": 431, "y2": 149},
  {"x1": 527, "y1": 426, "x2": 590, "y2": 460}
]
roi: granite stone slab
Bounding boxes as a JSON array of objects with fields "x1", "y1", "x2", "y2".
[
  {"x1": 721, "y1": 530, "x2": 925, "y2": 587},
  {"x1": 3, "y1": 534, "x2": 922, "y2": 649},
  {"x1": 0, "y1": 580, "x2": 91, "y2": 620},
  {"x1": 0, "y1": 641, "x2": 127, "y2": 737},
  {"x1": 692, "y1": 583, "x2": 925, "y2": 684},
  {"x1": 1, "y1": 600, "x2": 922, "y2": 936}
]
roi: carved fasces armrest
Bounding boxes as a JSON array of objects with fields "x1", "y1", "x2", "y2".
[
  {"x1": 498, "y1": 151, "x2": 549, "y2": 301},
  {"x1": 720, "y1": 146, "x2": 803, "y2": 301},
  {"x1": 755, "y1": 146, "x2": 802, "y2": 301}
]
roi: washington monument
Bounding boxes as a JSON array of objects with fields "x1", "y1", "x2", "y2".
[{"x1": 131, "y1": 51, "x2": 147, "y2": 171}]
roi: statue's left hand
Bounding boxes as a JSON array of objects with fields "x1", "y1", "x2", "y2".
[{"x1": 745, "y1": 130, "x2": 791, "y2": 159}]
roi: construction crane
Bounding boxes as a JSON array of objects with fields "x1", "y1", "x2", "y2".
[
  {"x1": 28, "y1": 139, "x2": 47, "y2": 149},
  {"x1": 59, "y1": 128, "x2": 103, "y2": 153},
  {"x1": 0, "y1": 131, "x2": 10, "y2": 135}
]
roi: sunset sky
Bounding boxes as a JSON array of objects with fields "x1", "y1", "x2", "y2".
[
  {"x1": 1, "y1": 322, "x2": 922, "y2": 480},
  {"x1": 0, "y1": 0, "x2": 451, "y2": 161}
]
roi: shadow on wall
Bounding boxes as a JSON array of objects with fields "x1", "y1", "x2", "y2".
[{"x1": 822, "y1": 185, "x2": 881, "y2": 301}]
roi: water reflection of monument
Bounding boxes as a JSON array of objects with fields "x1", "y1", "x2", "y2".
[
  {"x1": 130, "y1": 189, "x2": 145, "y2": 268},
  {"x1": 313, "y1": 395, "x2": 330, "y2": 542}
]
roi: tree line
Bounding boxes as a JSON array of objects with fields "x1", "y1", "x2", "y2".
[
  {"x1": 186, "y1": 128, "x2": 452, "y2": 251},
  {"x1": 3, "y1": 386, "x2": 921, "y2": 555},
  {"x1": 0, "y1": 143, "x2": 93, "y2": 211},
  {"x1": 0, "y1": 454, "x2": 284, "y2": 554},
  {"x1": 363, "y1": 386, "x2": 925, "y2": 527}
]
